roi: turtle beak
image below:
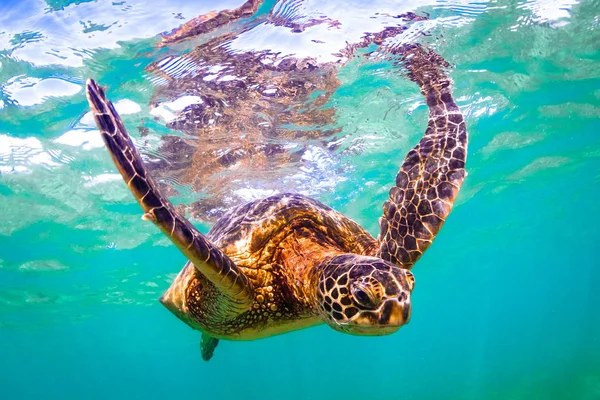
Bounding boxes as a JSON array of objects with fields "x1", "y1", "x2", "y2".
[
  {"x1": 402, "y1": 299, "x2": 412, "y2": 324},
  {"x1": 378, "y1": 299, "x2": 411, "y2": 326},
  {"x1": 341, "y1": 299, "x2": 411, "y2": 336}
]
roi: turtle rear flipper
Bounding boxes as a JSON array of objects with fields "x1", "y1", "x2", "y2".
[
  {"x1": 377, "y1": 45, "x2": 468, "y2": 268},
  {"x1": 200, "y1": 333, "x2": 219, "y2": 361},
  {"x1": 85, "y1": 79, "x2": 254, "y2": 315}
]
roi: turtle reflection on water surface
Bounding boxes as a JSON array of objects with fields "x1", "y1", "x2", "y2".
[{"x1": 145, "y1": 2, "x2": 428, "y2": 221}]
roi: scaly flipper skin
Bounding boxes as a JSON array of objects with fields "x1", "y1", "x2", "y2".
[
  {"x1": 85, "y1": 79, "x2": 254, "y2": 315},
  {"x1": 377, "y1": 45, "x2": 468, "y2": 268}
]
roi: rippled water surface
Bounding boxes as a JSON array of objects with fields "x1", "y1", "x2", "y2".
[{"x1": 1, "y1": 0, "x2": 599, "y2": 399}]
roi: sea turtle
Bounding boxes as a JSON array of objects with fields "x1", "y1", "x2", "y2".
[
  {"x1": 85, "y1": 42, "x2": 467, "y2": 361},
  {"x1": 143, "y1": 2, "x2": 428, "y2": 222}
]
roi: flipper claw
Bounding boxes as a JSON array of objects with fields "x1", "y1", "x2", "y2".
[{"x1": 141, "y1": 212, "x2": 155, "y2": 221}]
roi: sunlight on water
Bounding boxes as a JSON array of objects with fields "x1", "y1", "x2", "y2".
[{"x1": 1, "y1": 0, "x2": 599, "y2": 399}]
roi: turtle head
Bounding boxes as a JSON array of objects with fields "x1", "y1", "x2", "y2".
[{"x1": 314, "y1": 254, "x2": 414, "y2": 336}]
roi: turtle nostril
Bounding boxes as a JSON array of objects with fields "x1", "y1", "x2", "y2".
[{"x1": 398, "y1": 292, "x2": 407, "y2": 302}]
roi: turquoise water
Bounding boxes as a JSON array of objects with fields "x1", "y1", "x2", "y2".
[{"x1": 1, "y1": 0, "x2": 599, "y2": 399}]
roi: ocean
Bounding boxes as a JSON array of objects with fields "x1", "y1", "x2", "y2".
[{"x1": 0, "y1": 0, "x2": 598, "y2": 399}]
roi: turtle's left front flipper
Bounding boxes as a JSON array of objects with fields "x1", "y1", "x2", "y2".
[
  {"x1": 86, "y1": 79, "x2": 254, "y2": 315},
  {"x1": 377, "y1": 45, "x2": 468, "y2": 269}
]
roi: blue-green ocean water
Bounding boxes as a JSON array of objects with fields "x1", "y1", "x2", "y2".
[{"x1": 1, "y1": 0, "x2": 599, "y2": 399}]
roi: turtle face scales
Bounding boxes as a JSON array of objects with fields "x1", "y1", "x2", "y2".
[{"x1": 314, "y1": 254, "x2": 415, "y2": 336}]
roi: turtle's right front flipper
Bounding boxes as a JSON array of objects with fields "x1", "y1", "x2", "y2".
[{"x1": 85, "y1": 79, "x2": 254, "y2": 315}]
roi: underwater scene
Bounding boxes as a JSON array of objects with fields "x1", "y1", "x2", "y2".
[{"x1": 0, "y1": 0, "x2": 599, "y2": 399}]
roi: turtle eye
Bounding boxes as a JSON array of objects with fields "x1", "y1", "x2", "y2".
[
  {"x1": 351, "y1": 285, "x2": 380, "y2": 309},
  {"x1": 353, "y1": 289, "x2": 371, "y2": 306}
]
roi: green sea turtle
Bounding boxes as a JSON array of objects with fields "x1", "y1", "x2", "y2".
[{"x1": 86, "y1": 42, "x2": 467, "y2": 361}]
